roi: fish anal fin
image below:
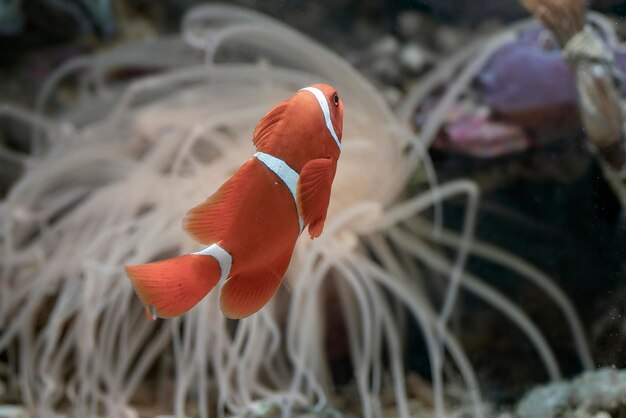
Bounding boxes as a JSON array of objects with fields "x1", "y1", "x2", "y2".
[
  {"x1": 183, "y1": 159, "x2": 256, "y2": 244},
  {"x1": 297, "y1": 158, "x2": 337, "y2": 239},
  {"x1": 220, "y1": 252, "x2": 292, "y2": 319},
  {"x1": 253, "y1": 100, "x2": 288, "y2": 150}
]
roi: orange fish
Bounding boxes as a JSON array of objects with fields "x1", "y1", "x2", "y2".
[{"x1": 125, "y1": 84, "x2": 344, "y2": 319}]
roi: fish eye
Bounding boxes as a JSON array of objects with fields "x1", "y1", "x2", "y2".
[{"x1": 332, "y1": 93, "x2": 339, "y2": 107}]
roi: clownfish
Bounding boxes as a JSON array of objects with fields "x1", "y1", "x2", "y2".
[{"x1": 125, "y1": 83, "x2": 344, "y2": 319}]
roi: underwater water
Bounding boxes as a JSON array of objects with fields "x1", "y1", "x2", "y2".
[{"x1": 1, "y1": 1, "x2": 626, "y2": 417}]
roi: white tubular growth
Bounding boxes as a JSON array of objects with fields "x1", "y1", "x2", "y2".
[{"x1": 0, "y1": 4, "x2": 595, "y2": 418}]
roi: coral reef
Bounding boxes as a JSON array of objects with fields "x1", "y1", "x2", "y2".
[{"x1": 516, "y1": 368, "x2": 626, "y2": 418}]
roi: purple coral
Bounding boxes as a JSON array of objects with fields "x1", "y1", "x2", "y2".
[{"x1": 478, "y1": 24, "x2": 626, "y2": 116}]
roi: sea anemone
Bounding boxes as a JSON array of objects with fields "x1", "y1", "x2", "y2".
[{"x1": 0, "y1": 4, "x2": 593, "y2": 418}]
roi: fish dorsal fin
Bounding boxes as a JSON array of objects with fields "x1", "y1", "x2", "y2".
[
  {"x1": 253, "y1": 100, "x2": 289, "y2": 150},
  {"x1": 183, "y1": 158, "x2": 258, "y2": 244},
  {"x1": 297, "y1": 158, "x2": 337, "y2": 239}
]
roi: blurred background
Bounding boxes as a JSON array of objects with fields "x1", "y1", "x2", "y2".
[{"x1": 2, "y1": 1, "x2": 626, "y2": 418}]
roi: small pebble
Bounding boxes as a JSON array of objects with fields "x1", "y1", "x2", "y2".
[
  {"x1": 371, "y1": 58, "x2": 400, "y2": 83},
  {"x1": 399, "y1": 43, "x2": 429, "y2": 74},
  {"x1": 0, "y1": 406, "x2": 30, "y2": 418},
  {"x1": 516, "y1": 382, "x2": 571, "y2": 418},
  {"x1": 435, "y1": 25, "x2": 466, "y2": 52},
  {"x1": 370, "y1": 35, "x2": 400, "y2": 58},
  {"x1": 352, "y1": 19, "x2": 379, "y2": 44},
  {"x1": 397, "y1": 11, "x2": 424, "y2": 39}
]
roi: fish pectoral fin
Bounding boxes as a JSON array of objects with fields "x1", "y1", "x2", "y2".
[
  {"x1": 220, "y1": 252, "x2": 292, "y2": 319},
  {"x1": 183, "y1": 158, "x2": 257, "y2": 244},
  {"x1": 297, "y1": 158, "x2": 337, "y2": 239}
]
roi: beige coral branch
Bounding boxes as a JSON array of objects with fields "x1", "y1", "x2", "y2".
[
  {"x1": 522, "y1": 0, "x2": 585, "y2": 46},
  {"x1": 522, "y1": 0, "x2": 626, "y2": 204}
]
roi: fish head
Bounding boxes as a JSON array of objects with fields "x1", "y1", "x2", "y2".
[
  {"x1": 310, "y1": 83, "x2": 344, "y2": 142},
  {"x1": 296, "y1": 83, "x2": 344, "y2": 160}
]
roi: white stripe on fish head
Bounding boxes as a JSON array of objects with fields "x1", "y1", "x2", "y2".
[{"x1": 299, "y1": 87, "x2": 342, "y2": 152}]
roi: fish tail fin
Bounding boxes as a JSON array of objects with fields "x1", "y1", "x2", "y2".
[{"x1": 125, "y1": 254, "x2": 222, "y2": 319}]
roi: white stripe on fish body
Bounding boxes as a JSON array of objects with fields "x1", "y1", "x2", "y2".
[
  {"x1": 254, "y1": 151, "x2": 304, "y2": 232},
  {"x1": 299, "y1": 87, "x2": 342, "y2": 151},
  {"x1": 193, "y1": 243, "x2": 232, "y2": 282}
]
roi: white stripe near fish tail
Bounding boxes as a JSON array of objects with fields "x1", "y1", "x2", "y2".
[{"x1": 193, "y1": 243, "x2": 233, "y2": 282}]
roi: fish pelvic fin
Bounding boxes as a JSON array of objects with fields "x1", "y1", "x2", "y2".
[
  {"x1": 125, "y1": 253, "x2": 222, "y2": 319},
  {"x1": 297, "y1": 158, "x2": 337, "y2": 239},
  {"x1": 220, "y1": 250, "x2": 292, "y2": 319}
]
